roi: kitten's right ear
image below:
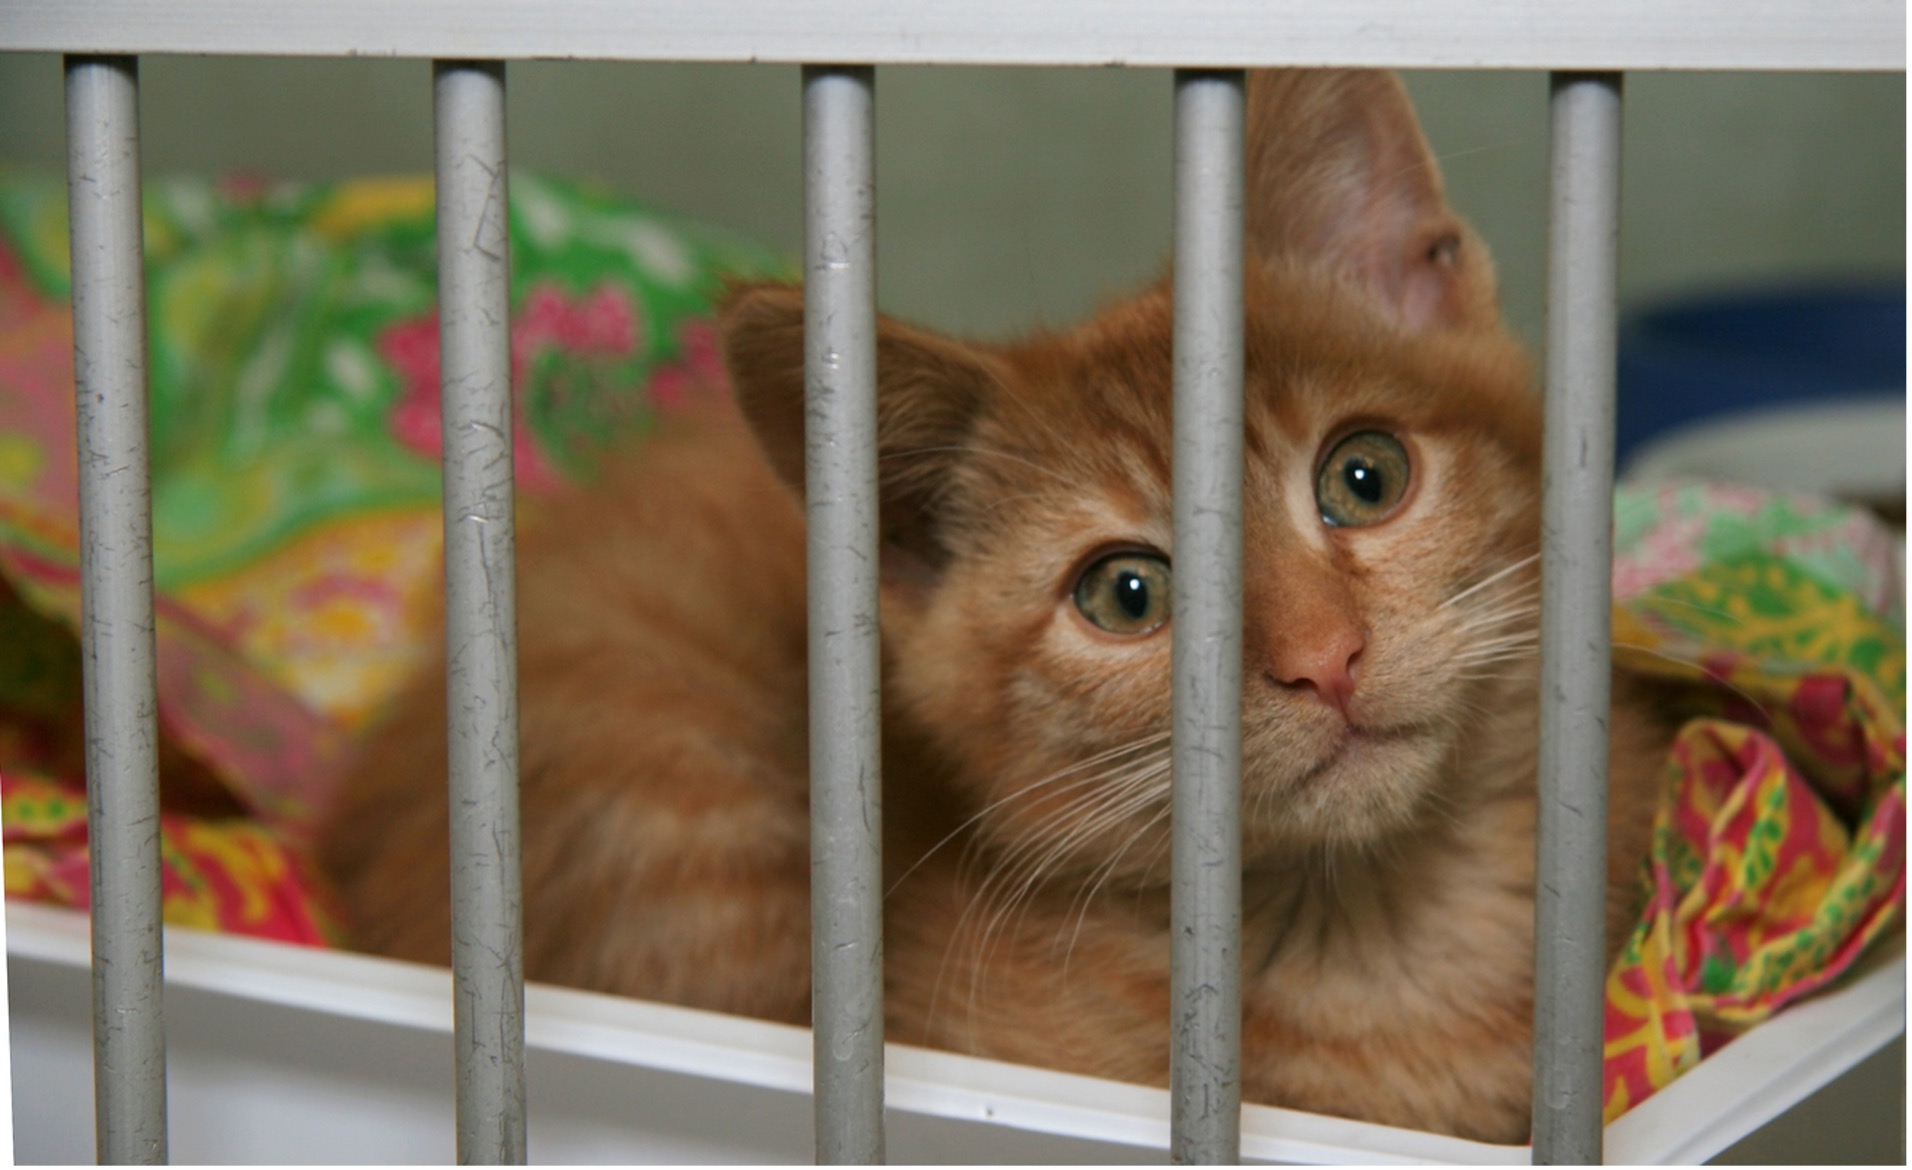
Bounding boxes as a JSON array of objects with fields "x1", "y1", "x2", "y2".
[
  {"x1": 1244, "y1": 69, "x2": 1500, "y2": 334},
  {"x1": 719, "y1": 282, "x2": 1001, "y2": 581}
]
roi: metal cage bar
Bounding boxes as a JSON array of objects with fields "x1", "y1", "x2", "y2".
[
  {"x1": 433, "y1": 58, "x2": 528, "y2": 1166},
  {"x1": 1533, "y1": 70, "x2": 1625, "y2": 1166},
  {"x1": 66, "y1": 52, "x2": 170, "y2": 1168},
  {"x1": 1168, "y1": 68, "x2": 1247, "y2": 1168},
  {"x1": 802, "y1": 63, "x2": 887, "y2": 1166}
]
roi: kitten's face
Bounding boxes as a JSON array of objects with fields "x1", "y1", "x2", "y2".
[
  {"x1": 880, "y1": 270, "x2": 1538, "y2": 879},
  {"x1": 723, "y1": 68, "x2": 1541, "y2": 883}
]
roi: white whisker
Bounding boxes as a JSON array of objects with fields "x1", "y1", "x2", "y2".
[
  {"x1": 937, "y1": 741, "x2": 1175, "y2": 1031},
  {"x1": 1060, "y1": 802, "x2": 1173, "y2": 976},
  {"x1": 1618, "y1": 642, "x2": 1777, "y2": 723},
  {"x1": 1439, "y1": 553, "x2": 1540, "y2": 610},
  {"x1": 890, "y1": 729, "x2": 1170, "y2": 895}
]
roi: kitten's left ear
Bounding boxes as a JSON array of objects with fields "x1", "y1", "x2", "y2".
[
  {"x1": 1244, "y1": 69, "x2": 1501, "y2": 334},
  {"x1": 720, "y1": 282, "x2": 1002, "y2": 584}
]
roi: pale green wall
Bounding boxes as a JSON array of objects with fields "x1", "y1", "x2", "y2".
[{"x1": 0, "y1": 56, "x2": 1902, "y2": 349}]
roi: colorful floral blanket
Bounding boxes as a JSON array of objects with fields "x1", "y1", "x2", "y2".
[
  {"x1": 0, "y1": 169, "x2": 785, "y2": 943},
  {"x1": 0, "y1": 170, "x2": 1901, "y2": 1130},
  {"x1": 1602, "y1": 482, "x2": 1904, "y2": 1119}
]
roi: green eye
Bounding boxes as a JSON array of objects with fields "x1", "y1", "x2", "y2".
[
  {"x1": 1073, "y1": 552, "x2": 1172, "y2": 635},
  {"x1": 1316, "y1": 430, "x2": 1410, "y2": 527}
]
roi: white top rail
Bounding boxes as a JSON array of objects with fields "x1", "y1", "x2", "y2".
[{"x1": 0, "y1": 0, "x2": 1902, "y2": 70}]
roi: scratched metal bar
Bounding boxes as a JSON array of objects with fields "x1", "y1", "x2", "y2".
[
  {"x1": 802, "y1": 63, "x2": 886, "y2": 1166},
  {"x1": 1168, "y1": 68, "x2": 1246, "y2": 1168},
  {"x1": 434, "y1": 59, "x2": 527, "y2": 1167},
  {"x1": 1533, "y1": 70, "x2": 1624, "y2": 1167},
  {"x1": 66, "y1": 52, "x2": 170, "y2": 1168}
]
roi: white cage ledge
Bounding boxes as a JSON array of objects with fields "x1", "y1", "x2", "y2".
[{"x1": 7, "y1": 901, "x2": 1903, "y2": 1163}]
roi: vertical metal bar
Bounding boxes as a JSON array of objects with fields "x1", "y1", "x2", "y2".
[
  {"x1": 1168, "y1": 68, "x2": 1245, "y2": 1168},
  {"x1": 65, "y1": 53, "x2": 169, "y2": 1168},
  {"x1": 802, "y1": 63, "x2": 885, "y2": 1167},
  {"x1": 1533, "y1": 70, "x2": 1624, "y2": 1167},
  {"x1": 433, "y1": 59, "x2": 526, "y2": 1167}
]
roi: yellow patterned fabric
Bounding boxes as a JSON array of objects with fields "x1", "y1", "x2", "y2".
[{"x1": 1600, "y1": 479, "x2": 1904, "y2": 1120}]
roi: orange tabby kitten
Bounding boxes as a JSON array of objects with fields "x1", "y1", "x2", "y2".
[{"x1": 319, "y1": 69, "x2": 1669, "y2": 1143}]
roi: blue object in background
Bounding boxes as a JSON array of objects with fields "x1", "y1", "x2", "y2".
[{"x1": 1615, "y1": 281, "x2": 1906, "y2": 469}]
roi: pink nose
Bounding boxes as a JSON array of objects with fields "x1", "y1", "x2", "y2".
[{"x1": 1268, "y1": 627, "x2": 1364, "y2": 718}]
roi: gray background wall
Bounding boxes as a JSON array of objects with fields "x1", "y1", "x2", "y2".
[{"x1": 0, "y1": 56, "x2": 1903, "y2": 351}]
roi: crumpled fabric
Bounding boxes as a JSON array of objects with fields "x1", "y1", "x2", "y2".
[
  {"x1": 1600, "y1": 478, "x2": 1905, "y2": 1120},
  {"x1": 0, "y1": 169, "x2": 783, "y2": 944}
]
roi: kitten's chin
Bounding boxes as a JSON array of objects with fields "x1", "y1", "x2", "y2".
[{"x1": 1249, "y1": 721, "x2": 1451, "y2": 848}]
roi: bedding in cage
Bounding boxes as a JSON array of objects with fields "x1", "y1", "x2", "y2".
[{"x1": 0, "y1": 170, "x2": 1902, "y2": 1162}]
